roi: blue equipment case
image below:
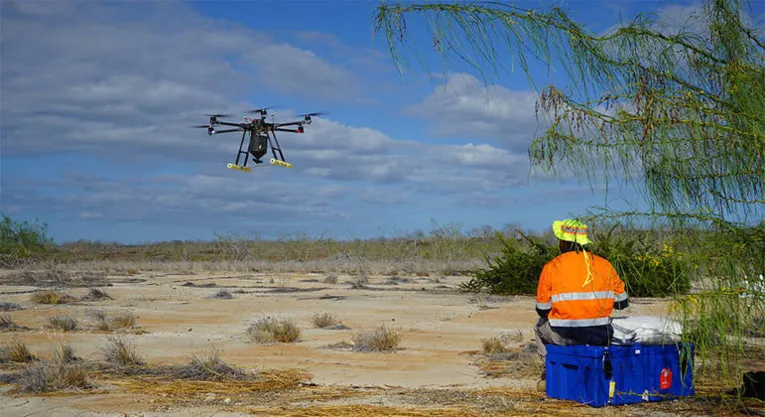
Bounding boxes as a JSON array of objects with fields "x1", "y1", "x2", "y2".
[{"x1": 545, "y1": 343, "x2": 695, "y2": 407}]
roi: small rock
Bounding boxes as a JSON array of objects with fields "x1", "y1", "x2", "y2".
[
  {"x1": 188, "y1": 328, "x2": 192, "y2": 332},
  {"x1": 223, "y1": 397, "x2": 232, "y2": 404}
]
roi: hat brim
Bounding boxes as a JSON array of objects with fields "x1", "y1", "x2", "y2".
[{"x1": 553, "y1": 220, "x2": 593, "y2": 245}]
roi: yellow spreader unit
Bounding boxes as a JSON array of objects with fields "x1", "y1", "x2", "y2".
[
  {"x1": 270, "y1": 159, "x2": 292, "y2": 168},
  {"x1": 226, "y1": 163, "x2": 252, "y2": 172}
]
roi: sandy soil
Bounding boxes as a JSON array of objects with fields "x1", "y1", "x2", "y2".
[{"x1": 0, "y1": 269, "x2": 741, "y2": 416}]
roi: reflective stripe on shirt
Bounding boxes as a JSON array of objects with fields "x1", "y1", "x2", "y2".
[
  {"x1": 551, "y1": 291, "x2": 614, "y2": 302},
  {"x1": 549, "y1": 317, "x2": 610, "y2": 327}
]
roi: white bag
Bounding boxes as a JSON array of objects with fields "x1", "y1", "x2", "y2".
[{"x1": 611, "y1": 315, "x2": 683, "y2": 345}]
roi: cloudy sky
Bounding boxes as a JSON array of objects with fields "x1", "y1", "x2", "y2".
[{"x1": 2, "y1": 0, "x2": 757, "y2": 244}]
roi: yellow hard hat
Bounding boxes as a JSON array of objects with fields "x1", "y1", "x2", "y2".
[{"x1": 552, "y1": 219, "x2": 592, "y2": 246}]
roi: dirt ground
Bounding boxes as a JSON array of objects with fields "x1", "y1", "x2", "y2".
[{"x1": 0, "y1": 270, "x2": 757, "y2": 416}]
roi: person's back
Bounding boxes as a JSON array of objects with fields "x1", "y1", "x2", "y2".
[{"x1": 537, "y1": 249, "x2": 627, "y2": 345}]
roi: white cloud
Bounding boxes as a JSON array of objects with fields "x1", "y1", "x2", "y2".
[
  {"x1": 405, "y1": 72, "x2": 543, "y2": 152},
  {"x1": 0, "y1": 0, "x2": 362, "y2": 159}
]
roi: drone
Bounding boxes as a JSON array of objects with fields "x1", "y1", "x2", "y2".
[{"x1": 193, "y1": 107, "x2": 324, "y2": 172}]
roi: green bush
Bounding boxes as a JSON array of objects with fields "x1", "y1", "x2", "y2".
[
  {"x1": 462, "y1": 232, "x2": 556, "y2": 295},
  {"x1": 464, "y1": 225, "x2": 692, "y2": 298},
  {"x1": 0, "y1": 215, "x2": 54, "y2": 258},
  {"x1": 589, "y1": 225, "x2": 692, "y2": 297}
]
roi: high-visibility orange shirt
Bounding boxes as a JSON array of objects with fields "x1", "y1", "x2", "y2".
[{"x1": 536, "y1": 250, "x2": 628, "y2": 328}]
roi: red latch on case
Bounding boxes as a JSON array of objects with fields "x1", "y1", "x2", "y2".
[{"x1": 660, "y1": 368, "x2": 673, "y2": 390}]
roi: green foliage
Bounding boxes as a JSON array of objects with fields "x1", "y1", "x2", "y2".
[
  {"x1": 588, "y1": 224, "x2": 692, "y2": 297},
  {"x1": 464, "y1": 225, "x2": 692, "y2": 297},
  {"x1": 0, "y1": 215, "x2": 54, "y2": 258},
  {"x1": 462, "y1": 231, "x2": 555, "y2": 295}
]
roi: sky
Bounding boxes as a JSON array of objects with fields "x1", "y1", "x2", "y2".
[{"x1": 1, "y1": 0, "x2": 761, "y2": 244}]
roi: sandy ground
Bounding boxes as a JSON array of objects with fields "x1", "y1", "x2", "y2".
[{"x1": 0, "y1": 269, "x2": 749, "y2": 416}]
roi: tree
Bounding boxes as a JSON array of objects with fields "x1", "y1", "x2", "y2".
[{"x1": 374, "y1": 0, "x2": 764, "y2": 396}]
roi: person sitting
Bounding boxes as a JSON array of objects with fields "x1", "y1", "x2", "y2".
[{"x1": 534, "y1": 219, "x2": 629, "y2": 390}]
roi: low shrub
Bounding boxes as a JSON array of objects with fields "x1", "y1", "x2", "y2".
[
  {"x1": 0, "y1": 215, "x2": 54, "y2": 258},
  {"x1": 30, "y1": 290, "x2": 73, "y2": 305},
  {"x1": 0, "y1": 340, "x2": 36, "y2": 363},
  {"x1": 174, "y1": 351, "x2": 252, "y2": 381},
  {"x1": 17, "y1": 359, "x2": 91, "y2": 393},
  {"x1": 102, "y1": 336, "x2": 144, "y2": 366},
  {"x1": 247, "y1": 317, "x2": 300, "y2": 343},
  {"x1": 462, "y1": 232, "x2": 554, "y2": 295},
  {"x1": 87, "y1": 309, "x2": 136, "y2": 331},
  {"x1": 352, "y1": 324, "x2": 401, "y2": 352},
  {"x1": 312, "y1": 312, "x2": 340, "y2": 328},
  {"x1": 47, "y1": 315, "x2": 78, "y2": 332}
]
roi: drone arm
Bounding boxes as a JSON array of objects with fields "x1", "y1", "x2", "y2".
[
  {"x1": 215, "y1": 121, "x2": 245, "y2": 128},
  {"x1": 274, "y1": 128, "x2": 303, "y2": 133},
  {"x1": 212, "y1": 128, "x2": 242, "y2": 134},
  {"x1": 274, "y1": 121, "x2": 304, "y2": 128}
]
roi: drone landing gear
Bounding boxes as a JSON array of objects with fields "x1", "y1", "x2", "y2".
[
  {"x1": 226, "y1": 129, "x2": 293, "y2": 172},
  {"x1": 267, "y1": 131, "x2": 292, "y2": 168},
  {"x1": 226, "y1": 163, "x2": 252, "y2": 172},
  {"x1": 270, "y1": 159, "x2": 292, "y2": 168}
]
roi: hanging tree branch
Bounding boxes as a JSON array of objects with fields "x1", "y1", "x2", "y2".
[{"x1": 373, "y1": 0, "x2": 764, "y2": 223}]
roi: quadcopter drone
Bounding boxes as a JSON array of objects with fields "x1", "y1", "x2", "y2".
[{"x1": 193, "y1": 107, "x2": 324, "y2": 172}]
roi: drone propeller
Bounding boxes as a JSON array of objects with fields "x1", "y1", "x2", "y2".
[
  {"x1": 207, "y1": 113, "x2": 230, "y2": 118},
  {"x1": 192, "y1": 125, "x2": 211, "y2": 128},
  {"x1": 248, "y1": 106, "x2": 281, "y2": 116},
  {"x1": 298, "y1": 111, "x2": 327, "y2": 124}
]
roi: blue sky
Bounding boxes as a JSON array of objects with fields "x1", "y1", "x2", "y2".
[{"x1": 1, "y1": 0, "x2": 758, "y2": 244}]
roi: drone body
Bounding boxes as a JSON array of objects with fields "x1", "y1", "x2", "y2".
[{"x1": 193, "y1": 108, "x2": 323, "y2": 172}]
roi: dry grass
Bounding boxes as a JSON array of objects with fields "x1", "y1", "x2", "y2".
[
  {"x1": 54, "y1": 343, "x2": 79, "y2": 364},
  {"x1": 82, "y1": 288, "x2": 113, "y2": 301},
  {"x1": 312, "y1": 312, "x2": 340, "y2": 328},
  {"x1": 0, "y1": 339, "x2": 36, "y2": 363},
  {"x1": 210, "y1": 289, "x2": 233, "y2": 299},
  {"x1": 55, "y1": 258, "x2": 484, "y2": 277},
  {"x1": 115, "y1": 368, "x2": 312, "y2": 397},
  {"x1": 481, "y1": 330, "x2": 527, "y2": 354},
  {"x1": 14, "y1": 359, "x2": 92, "y2": 393},
  {"x1": 87, "y1": 309, "x2": 137, "y2": 331},
  {"x1": 323, "y1": 273, "x2": 338, "y2": 284},
  {"x1": 111, "y1": 312, "x2": 137, "y2": 329},
  {"x1": 30, "y1": 290, "x2": 74, "y2": 304},
  {"x1": 102, "y1": 336, "x2": 144, "y2": 366},
  {"x1": 3, "y1": 268, "x2": 109, "y2": 288},
  {"x1": 247, "y1": 317, "x2": 301, "y2": 343},
  {"x1": 352, "y1": 324, "x2": 402, "y2": 352},
  {"x1": 481, "y1": 336, "x2": 508, "y2": 354},
  {"x1": 46, "y1": 315, "x2": 78, "y2": 332},
  {"x1": 253, "y1": 405, "x2": 490, "y2": 417},
  {"x1": 0, "y1": 313, "x2": 29, "y2": 332},
  {"x1": 474, "y1": 343, "x2": 542, "y2": 379},
  {"x1": 173, "y1": 351, "x2": 252, "y2": 381},
  {"x1": 0, "y1": 301, "x2": 22, "y2": 311}
]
